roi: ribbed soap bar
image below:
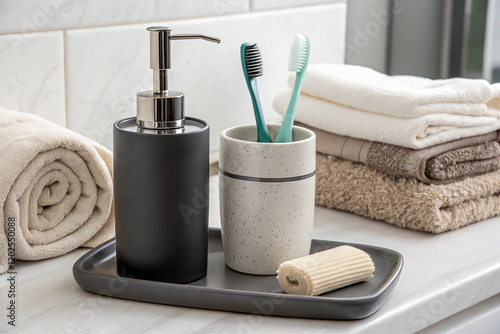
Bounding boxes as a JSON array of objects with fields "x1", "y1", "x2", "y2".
[{"x1": 277, "y1": 245, "x2": 375, "y2": 296}]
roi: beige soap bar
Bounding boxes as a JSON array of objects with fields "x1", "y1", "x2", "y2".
[{"x1": 277, "y1": 245, "x2": 375, "y2": 296}]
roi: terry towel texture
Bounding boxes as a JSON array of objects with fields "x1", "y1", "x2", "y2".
[
  {"x1": 298, "y1": 122, "x2": 500, "y2": 184},
  {"x1": 316, "y1": 153, "x2": 500, "y2": 233},
  {"x1": 291, "y1": 63, "x2": 500, "y2": 118},
  {"x1": 274, "y1": 90, "x2": 500, "y2": 149},
  {"x1": 0, "y1": 107, "x2": 114, "y2": 274}
]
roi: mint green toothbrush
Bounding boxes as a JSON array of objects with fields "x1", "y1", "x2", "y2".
[
  {"x1": 275, "y1": 35, "x2": 310, "y2": 143},
  {"x1": 241, "y1": 43, "x2": 272, "y2": 143}
]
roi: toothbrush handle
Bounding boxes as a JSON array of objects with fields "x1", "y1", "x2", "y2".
[
  {"x1": 249, "y1": 79, "x2": 272, "y2": 143},
  {"x1": 275, "y1": 72, "x2": 304, "y2": 143}
]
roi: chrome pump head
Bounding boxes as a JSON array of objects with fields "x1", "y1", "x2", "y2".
[{"x1": 136, "y1": 26, "x2": 220, "y2": 132}]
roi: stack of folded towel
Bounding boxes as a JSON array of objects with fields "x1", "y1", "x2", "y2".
[
  {"x1": 0, "y1": 107, "x2": 114, "y2": 274},
  {"x1": 273, "y1": 64, "x2": 500, "y2": 233}
]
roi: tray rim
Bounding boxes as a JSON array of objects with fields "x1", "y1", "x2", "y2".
[{"x1": 73, "y1": 228, "x2": 404, "y2": 319}]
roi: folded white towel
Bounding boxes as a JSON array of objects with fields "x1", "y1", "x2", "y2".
[
  {"x1": 289, "y1": 64, "x2": 500, "y2": 118},
  {"x1": 0, "y1": 107, "x2": 114, "y2": 274},
  {"x1": 273, "y1": 90, "x2": 500, "y2": 149}
]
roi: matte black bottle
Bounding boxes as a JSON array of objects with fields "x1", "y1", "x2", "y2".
[{"x1": 113, "y1": 27, "x2": 220, "y2": 283}]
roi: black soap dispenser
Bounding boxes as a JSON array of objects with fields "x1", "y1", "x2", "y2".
[{"x1": 113, "y1": 26, "x2": 220, "y2": 283}]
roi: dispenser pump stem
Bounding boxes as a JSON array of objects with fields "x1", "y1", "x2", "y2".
[
  {"x1": 136, "y1": 27, "x2": 220, "y2": 131},
  {"x1": 147, "y1": 27, "x2": 220, "y2": 94}
]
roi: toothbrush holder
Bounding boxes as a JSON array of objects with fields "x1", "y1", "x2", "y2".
[{"x1": 219, "y1": 124, "x2": 316, "y2": 275}]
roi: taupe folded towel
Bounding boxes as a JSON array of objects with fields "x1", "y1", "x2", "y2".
[
  {"x1": 0, "y1": 107, "x2": 114, "y2": 274},
  {"x1": 316, "y1": 153, "x2": 500, "y2": 233},
  {"x1": 298, "y1": 122, "x2": 500, "y2": 184}
]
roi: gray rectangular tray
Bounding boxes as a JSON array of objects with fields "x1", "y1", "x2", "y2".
[{"x1": 73, "y1": 228, "x2": 403, "y2": 320}]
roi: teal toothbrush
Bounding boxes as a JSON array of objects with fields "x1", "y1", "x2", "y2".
[
  {"x1": 241, "y1": 43, "x2": 272, "y2": 143},
  {"x1": 274, "y1": 35, "x2": 310, "y2": 143}
]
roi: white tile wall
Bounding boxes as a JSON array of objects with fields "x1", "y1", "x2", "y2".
[
  {"x1": 65, "y1": 25, "x2": 150, "y2": 146},
  {"x1": 0, "y1": 1, "x2": 346, "y2": 152},
  {"x1": 0, "y1": 0, "x2": 249, "y2": 34},
  {"x1": 65, "y1": 4, "x2": 346, "y2": 149},
  {"x1": 0, "y1": 31, "x2": 66, "y2": 126}
]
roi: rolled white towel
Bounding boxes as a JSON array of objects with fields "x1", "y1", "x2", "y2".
[
  {"x1": 289, "y1": 64, "x2": 500, "y2": 118},
  {"x1": 273, "y1": 90, "x2": 500, "y2": 149},
  {"x1": 0, "y1": 107, "x2": 114, "y2": 274}
]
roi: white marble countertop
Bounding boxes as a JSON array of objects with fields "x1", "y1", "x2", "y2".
[{"x1": 2, "y1": 176, "x2": 500, "y2": 333}]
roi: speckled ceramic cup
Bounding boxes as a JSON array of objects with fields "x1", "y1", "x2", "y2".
[{"x1": 219, "y1": 124, "x2": 316, "y2": 275}]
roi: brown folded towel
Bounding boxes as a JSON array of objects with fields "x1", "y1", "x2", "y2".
[
  {"x1": 297, "y1": 122, "x2": 500, "y2": 184},
  {"x1": 316, "y1": 153, "x2": 500, "y2": 233}
]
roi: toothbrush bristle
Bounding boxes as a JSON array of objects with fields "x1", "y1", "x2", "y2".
[
  {"x1": 244, "y1": 43, "x2": 264, "y2": 77},
  {"x1": 288, "y1": 35, "x2": 309, "y2": 72}
]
